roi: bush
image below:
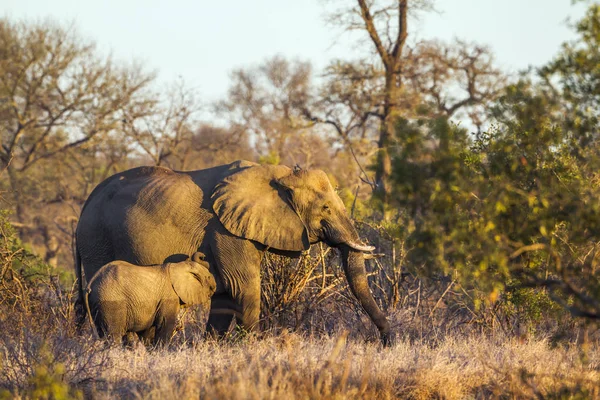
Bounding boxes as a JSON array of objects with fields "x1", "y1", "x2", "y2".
[
  {"x1": 0, "y1": 210, "x2": 109, "y2": 397},
  {"x1": 380, "y1": 99, "x2": 600, "y2": 334}
]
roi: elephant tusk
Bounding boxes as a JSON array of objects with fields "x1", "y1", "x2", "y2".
[
  {"x1": 364, "y1": 253, "x2": 385, "y2": 260},
  {"x1": 346, "y1": 240, "x2": 376, "y2": 252}
]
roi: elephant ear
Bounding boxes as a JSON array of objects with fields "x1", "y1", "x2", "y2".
[
  {"x1": 212, "y1": 164, "x2": 310, "y2": 252},
  {"x1": 169, "y1": 263, "x2": 211, "y2": 306}
]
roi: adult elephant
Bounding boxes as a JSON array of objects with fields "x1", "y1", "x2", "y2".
[{"x1": 75, "y1": 160, "x2": 391, "y2": 345}]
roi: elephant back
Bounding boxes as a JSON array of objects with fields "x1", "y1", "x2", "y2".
[
  {"x1": 78, "y1": 166, "x2": 177, "y2": 216},
  {"x1": 77, "y1": 166, "x2": 207, "y2": 277}
]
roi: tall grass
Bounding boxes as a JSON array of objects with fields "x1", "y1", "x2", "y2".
[
  {"x1": 54, "y1": 332, "x2": 600, "y2": 399},
  {"x1": 2, "y1": 283, "x2": 598, "y2": 399}
]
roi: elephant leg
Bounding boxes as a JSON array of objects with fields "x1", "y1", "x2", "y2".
[
  {"x1": 137, "y1": 327, "x2": 156, "y2": 346},
  {"x1": 94, "y1": 320, "x2": 108, "y2": 339},
  {"x1": 207, "y1": 278, "x2": 260, "y2": 334},
  {"x1": 97, "y1": 309, "x2": 127, "y2": 345},
  {"x1": 154, "y1": 320, "x2": 176, "y2": 347},
  {"x1": 206, "y1": 293, "x2": 241, "y2": 335},
  {"x1": 237, "y1": 276, "x2": 261, "y2": 332},
  {"x1": 75, "y1": 297, "x2": 87, "y2": 332},
  {"x1": 208, "y1": 223, "x2": 264, "y2": 335},
  {"x1": 123, "y1": 332, "x2": 140, "y2": 348},
  {"x1": 154, "y1": 304, "x2": 179, "y2": 346}
]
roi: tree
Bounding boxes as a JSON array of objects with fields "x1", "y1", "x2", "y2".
[
  {"x1": 539, "y1": 4, "x2": 600, "y2": 156},
  {"x1": 318, "y1": 0, "x2": 504, "y2": 211},
  {"x1": 0, "y1": 19, "x2": 155, "y2": 267},
  {"x1": 0, "y1": 19, "x2": 154, "y2": 222},
  {"x1": 123, "y1": 79, "x2": 201, "y2": 168},
  {"x1": 174, "y1": 123, "x2": 255, "y2": 171},
  {"x1": 216, "y1": 56, "x2": 329, "y2": 166},
  {"x1": 321, "y1": 0, "x2": 426, "y2": 201},
  {"x1": 388, "y1": 3, "x2": 600, "y2": 322},
  {"x1": 405, "y1": 39, "x2": 505, "y2": 134}
]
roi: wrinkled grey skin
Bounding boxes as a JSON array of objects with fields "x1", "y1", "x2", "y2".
[
  {"x1": 76, "y1": 160, "x2": 391, "y2": 345},
  {"x1": 84, "y1": 252, "x2": 216, "y2": 346}
]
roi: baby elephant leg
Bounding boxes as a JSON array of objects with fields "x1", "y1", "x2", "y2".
[
  {"x1": 153, "y1": 302, "x2": 180, "y2": 346},
  {"x1": 97, "y1": 307, "x2": 127, "y2": 346}
]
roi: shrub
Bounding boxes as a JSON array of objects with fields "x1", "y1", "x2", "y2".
[{"x1": 0, "y1": 210, "x2": 109, "y2": 397}]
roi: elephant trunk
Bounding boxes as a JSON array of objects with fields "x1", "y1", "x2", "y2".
[
  {"x1": 340, "y1": 245, "x2": 392, "y2": 346},
  {"x1": 327, "y1": 211, "x2": 375, "y2": 253}
]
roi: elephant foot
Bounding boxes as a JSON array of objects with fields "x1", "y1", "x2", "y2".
[
  {"x1": 205, "y1": 315, "x2": 237, "y2": 339},
  {"x1": 122, "y1": 332, "x2": 143, "y2": 349},
  {"x1": 380, "y1": 330, "x2": 395, "y2": 348},
  {"x1": 206, "y1": 293, "x2": 241, "y2": 336}
]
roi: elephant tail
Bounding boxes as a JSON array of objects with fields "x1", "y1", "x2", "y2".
[
  {"x1": 83, "y1": 285, "x2": 100, "y2": 339},
  {"x1": 74, "y1": 246, "x2": 87, "y2": 330}
]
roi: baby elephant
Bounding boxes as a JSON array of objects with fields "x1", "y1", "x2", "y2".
[{"x1": 84, "y1": 252, "x2": 216, "y2": 346}]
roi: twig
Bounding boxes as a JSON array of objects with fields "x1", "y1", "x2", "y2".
[
  {"x1": 429, "y1": 279, "x2": 456, "y2": 319},
  {"x1": 350, "y1": 185, "x2": 359, "y2": 219},
  {"x1": 509, "y1": 243, "x2": 546, "y2": 259}
]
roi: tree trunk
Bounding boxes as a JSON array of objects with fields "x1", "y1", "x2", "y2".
[
  {"x1": 375, "y1": 67, "x2": 401, "y2": 216},
  {"x1": 7, "y1": 166, "x2": 25, "y2": 224},
  {"x1": 370, "y1": 0, "x2": 408, "y2": 217}
]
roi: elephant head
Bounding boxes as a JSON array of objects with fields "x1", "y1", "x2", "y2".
[
  {"x1": 212, "y1": 165, "x2": 374, "y2": 252},
  {"x1": 212, "y1": 164, "x2": 391, "y2": 344},
  {"x1": 169, "y1": 257, "x2": 216, "y2": 306}
]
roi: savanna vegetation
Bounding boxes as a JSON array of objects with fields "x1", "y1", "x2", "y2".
[{"x1": 1, "y1": 1, "x2": 600, "y2": 398}]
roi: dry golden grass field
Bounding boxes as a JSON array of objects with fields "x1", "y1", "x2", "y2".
[
  {"x1": 91, "y1": 333, "x2": 600, "y2": 399},
  {"x1": 2, "y1": 324, "x2": 600, "y2": 399}
]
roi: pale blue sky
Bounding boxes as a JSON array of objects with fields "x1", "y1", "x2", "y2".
[{"x1": 3, "y1": 0, "x2": 588, "y2": 101}]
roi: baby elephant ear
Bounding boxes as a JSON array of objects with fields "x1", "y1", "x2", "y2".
[{"x1": 169, "y1": 263, "x2": 215, "y2": 306}]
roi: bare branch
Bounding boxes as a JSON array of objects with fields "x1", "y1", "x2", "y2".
[{"x1": 357, "y1": 0, "x2": 391, "y2": 67}]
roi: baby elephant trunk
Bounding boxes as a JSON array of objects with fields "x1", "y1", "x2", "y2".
[{"x1": 191, "y1": 251, "x2": 208, "y2": 265}]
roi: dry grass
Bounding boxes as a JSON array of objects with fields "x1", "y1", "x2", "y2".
[
  {"x1": 1, "y1": 277, "x2": 599, "y2": 399},
  {"x1": 52, "y1": 332, "x2": 596, "y2": 399}
]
